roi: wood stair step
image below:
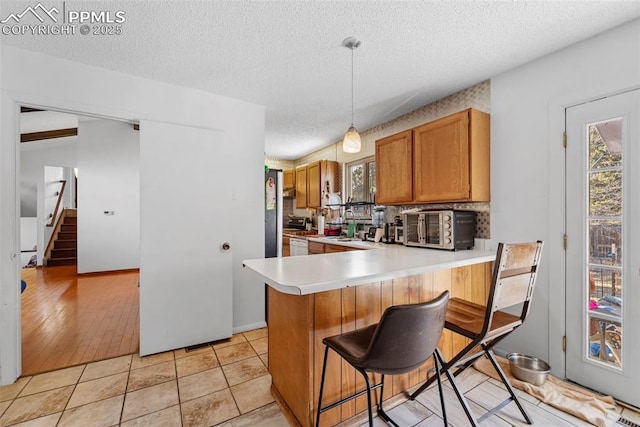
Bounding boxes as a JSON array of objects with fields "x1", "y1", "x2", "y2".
[
  {"x1": 51, "y1": 248, "x2": 77, "y2": 258},
  {"x1": 57, "y1": 232, "x2": 77, "y2": 240},
  {"x1": 63, "y1": 216, "x2": 77, "y2": 224},
  {"x1": 47, "y1": 257, "x2": 77, "y2": 267},
  {"x1": 60, "y1": 224, "x2": 77, "y2": 232},
  {"x1": 54, "y1": 240, "x2": 76, "y2": 249}
]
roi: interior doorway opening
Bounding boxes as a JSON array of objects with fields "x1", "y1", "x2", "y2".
[{"x1": 19, "y1": 106, "x2": 141, "y2": 375}]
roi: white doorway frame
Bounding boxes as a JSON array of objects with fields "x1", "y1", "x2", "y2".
[
  {"x1": 547, "y1": 80, "x2": 640, "y2": 381},
  {"x1": 1, "y1": 90, "x2": 142, "y2": 385}
]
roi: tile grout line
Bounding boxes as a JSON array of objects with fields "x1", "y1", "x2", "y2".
[
  {"x1": 59, "y1": 363, "x2": 89, "y2": 425},
  {"x1": 216, "y1": 341, "x2": 244, "y2": 421},
  {"x1": 173, "y1": 351, "x2": 183, "y2": 427},
  {"x1": 119, "y1": 355, "x2": 134, "y2": 425}
]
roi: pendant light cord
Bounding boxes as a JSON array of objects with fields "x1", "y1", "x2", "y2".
[{"x1": 350, "y1": 45, "x2": 354, "y2": 128}]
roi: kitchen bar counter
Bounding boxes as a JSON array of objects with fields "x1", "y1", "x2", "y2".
[
  {"x1": 243, "y1": 245, "x2": 494, "y2": 295},
  {"x1": 243, "y1": 245, "x2": 496, "y2": 427}
]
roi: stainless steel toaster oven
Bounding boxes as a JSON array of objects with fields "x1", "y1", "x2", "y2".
[{"x1": 403, "y1": 210, "x2": 475, "y2": 250}]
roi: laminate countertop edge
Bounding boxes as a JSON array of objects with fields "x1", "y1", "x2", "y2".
[{"x1": 243, "y1": 247, "x2": 495, "y2": 296}]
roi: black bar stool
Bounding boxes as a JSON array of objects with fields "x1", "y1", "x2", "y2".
[{"x1": 316, "y1": 291, "x2": 450, "y2": 426}]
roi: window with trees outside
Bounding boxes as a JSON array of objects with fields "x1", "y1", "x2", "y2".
[{"x1": 346, "y1": 157, "x2": 376, "y2": 216}]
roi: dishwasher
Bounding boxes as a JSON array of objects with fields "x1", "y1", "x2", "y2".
[{"x1": 289, "y1": 237, "x2": 309, "y2": 256}]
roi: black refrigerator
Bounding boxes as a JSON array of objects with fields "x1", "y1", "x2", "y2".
[
  {"x1": 264, "y1": 169, "x2": 283, "y2": 323},
  {"x1": 265, "y1": 169, "x2": 283, "y2": 258}
]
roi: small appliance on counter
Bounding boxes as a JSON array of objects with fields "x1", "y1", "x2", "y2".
[
  {"x1": 403, "y1": 209, "x2": 475, "y2": 250},
  {"x1": 393, "y1": 216, "x2": 404, "y2": 244},
  {"x1": 371, "y1": 205, "x2": 386, "y2": 227},
  {"x1": 363, "y1": 226, "x2": 384, "y2": 243},
  {"x1": 382, "y1": 223, "x2": 395, "y2": 244},
  {"x1": 287, "y1": 215, "x2": 308, "y2": 230}
]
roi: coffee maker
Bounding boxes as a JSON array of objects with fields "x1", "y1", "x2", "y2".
[{"x1": 382, "y1": 223, "x2": 395, "y2": 244}]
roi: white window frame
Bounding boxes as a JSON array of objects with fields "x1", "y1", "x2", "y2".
[{"x1": 345, "y1": 156, "x2": 376, "y2": 205}]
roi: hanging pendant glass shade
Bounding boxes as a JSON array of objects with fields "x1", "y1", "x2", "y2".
[
  {"x1": 342, "y1": 37, "x2": 361, "y2": 154},
  {"x1": 343, "y1": 125, "x2": 361, "y2": 153}
]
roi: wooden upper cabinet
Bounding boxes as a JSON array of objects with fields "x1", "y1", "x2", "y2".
[
  {"x1": 295, "y1": 160, "x2": 338, "y2": 209},
  {"x1": 375, "y1": 109, "x2": 489, "y2": 205},
  {"x1": 307, "y1": 162, "x2": 321, "y2": 208},
  {"x1": 307, "y1": 160, "x2": 338, "y2": 208},
  {"x1": 295, "y1": 166, "x2": 307, "y2": 208},
  {"x1": 413, "y1": 110, "x2": 471, "y2": 202},
  {"x1": 375, "y1": 130, "x2": 413, "y2": 204},
  {"x1": 283, "y1": 169, "x2": 295, "y2": 190}
]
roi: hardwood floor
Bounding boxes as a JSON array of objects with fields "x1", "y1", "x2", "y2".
[{"x1": 20, "y1": 266, "x2": 139, "y2": 376}]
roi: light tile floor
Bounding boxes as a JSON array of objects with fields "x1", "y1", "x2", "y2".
[
  {"x1": 0, "y1": 328, "x2": 286, "y2": 427},
  {"x1": 1, "y1": 327, "x2": 639, "y2": 427}
]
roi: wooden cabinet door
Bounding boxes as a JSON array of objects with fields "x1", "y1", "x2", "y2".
[
  {"x1": 308, "y1": 241, "x2": 325, "y2": 254},
  {"x1": 320, "y1": 160, "x2": 338, "y2": 208},
  {"x1": 413, "y1": 110, "x2": 470, "y2": 202},
  {"x1": 282, "y1": 236, "x2": 290, "y2": 257},
  {"x1": 307, "y1": 161, "x2": 321, "y2": 208},
  {"x1": 467, "y1": 109, "x2": 490, "y2": 202},
  {"x1": 324, "y1": 244, "x2": 346, "y2": 253},
  {"x1": 375, "y1": 130, "x2": 413, "y2": 204},
  {"x1": 295, "y1": 166, "x2": 307, "y2": 208},
  {"x1": 283, "y1": 169, "x2": 295, "y2": 190}
]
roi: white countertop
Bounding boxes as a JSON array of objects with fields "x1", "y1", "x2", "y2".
[
  {"x1": 307, "y1": 236, "x2": 386, "y2": 249},
  {"x1": 243, "y1": 244, "x2": 495, "y2": 295}
]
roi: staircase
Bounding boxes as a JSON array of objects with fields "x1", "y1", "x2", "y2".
[{"x1": 46, "y1": 211, "x2": 77, "y2": 267}]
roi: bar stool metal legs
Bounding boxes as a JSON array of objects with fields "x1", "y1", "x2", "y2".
[{"x1": 316, "y1": 346, "x2": 449, "y2": 426}]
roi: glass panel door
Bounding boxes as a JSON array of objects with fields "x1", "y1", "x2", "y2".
[
  {"x1": 586, "y1": 118, "x2": 623, "y2": 368},
  {"x1": 565, "y1": 90, "x2": 639, "y2": 407}
]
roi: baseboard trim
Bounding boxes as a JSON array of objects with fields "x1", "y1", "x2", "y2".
[
  {"x1": 233, "y1": 321, "x2": 267, "y2": 334},
  {"x1": 77, "y1": 268, "x2": 140, "y2": 276}
]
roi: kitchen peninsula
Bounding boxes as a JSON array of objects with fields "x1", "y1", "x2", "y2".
[{"x1": 243, "y1": 245, "x2": 495, "y2": 427}]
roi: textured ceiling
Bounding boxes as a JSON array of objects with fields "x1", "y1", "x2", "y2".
[{"x1": 3, "y1": 1, "x2": 640, "y2": 159}]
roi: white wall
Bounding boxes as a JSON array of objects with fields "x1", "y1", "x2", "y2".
[
  {"x1": 20, "y1": 139, "x2": 77, "y2": 264},
  {"x1": 19, "y1": 217, "x2": 36, "y2": 267},
  {"x1": 0, "y1": 46, "x2": 265, "y2": 385},
  {"x1": 491, "y1": 19, "x2": 640, "y2": 375},
  {"x1": 77, "y1": 120, "x2": 140, "y2": 273}
]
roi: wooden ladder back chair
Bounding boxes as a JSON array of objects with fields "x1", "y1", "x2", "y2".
[{"x1": 410, "y1": 241, "x2": 544, "y2": 426}]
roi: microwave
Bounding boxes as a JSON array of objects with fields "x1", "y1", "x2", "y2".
[{"x1": 403, "y1": 210, "x2": 475, "y2": 250}]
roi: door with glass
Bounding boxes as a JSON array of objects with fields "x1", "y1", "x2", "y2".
[{"x1": 565, "y1": 90, "x2": 639, "y2": 407}]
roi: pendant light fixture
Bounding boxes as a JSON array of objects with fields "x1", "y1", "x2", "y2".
[{"x1": 342, "y1": 37, "x2": 361, "y2": 153}]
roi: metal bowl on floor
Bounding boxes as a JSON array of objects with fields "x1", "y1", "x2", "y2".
[{"x1": 507, "y1": 353, "x2": 551, "y2": 386}]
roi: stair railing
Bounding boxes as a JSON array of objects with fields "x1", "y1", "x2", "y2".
[{"x1": 47, "y1": 180, "x2": 67, "y2": 227}]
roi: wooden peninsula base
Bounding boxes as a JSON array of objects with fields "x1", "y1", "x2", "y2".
[{"x1": 267, "y1": 262, "x2": 492, "y2": 427}]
